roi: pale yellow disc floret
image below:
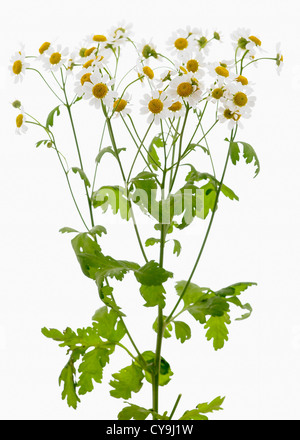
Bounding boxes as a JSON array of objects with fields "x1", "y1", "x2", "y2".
[
  {"x1": 249, "y1": 35, "x2": 261, "y2": 46},
  {"x1": 12, "y1": 60, "x2": 22, "y2": 75},
  {"x1": 49, "y1": 52, "x2": 62, "y2": 65},
  {"x1": 80, "y1": 72, "x2": 92, "y2": 86},
  {"x1": 177, "y1": 82, "x2": 193, "y2": 97},
  {"x1": 92, "y1": 83, "x2": 108, "y2": 99},
  {"x1": 186, "y1": 59, "x2": 199, "y2": 73},
  {"x1": 233, "y1": 92, "x2": 248, "y2": 107},
  {"x1": 39, "y1": 42, "x2": 51, "y2": 54},
  {"x1": 16, "y1": 114, "x2": 23, "y2": 128},
  {"x1": 113, "y1": 99, "x2": 128, "y2": 112},
  {"x1": 143, "y1": 66, "x2": 154, "y2": 80},
  {"x1": 168, "y1": 101, "x2": 182, "y2": 112},
  {"x1": 215, "y1": 66, "x2": 229, "y2": 77},
  {"x1": 174, "y1": 38, "x2": 188, "y2": 50},
  {"x1": 148, "y1": 98, "x2": 164, "y2": 114},
  {"x1": 93, "y1": 35, "x2": 107, "y2": 42}
]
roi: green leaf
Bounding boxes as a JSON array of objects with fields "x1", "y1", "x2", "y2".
[
  {"x1": 92, "y1": 185, "x2": 131, "y2": 220},
  {"x1": 172, "y1": 239, "x2": 182, "y2": 256},
  {"x1": 88, "y1": 225, "x2": 107, "y2": 238},
  {"x1": 59, "y1": 354, "x2": 81, "y2": 409},
  {"x1": 118, "y1": 403, "x2": 151, "y2": 420},
  {"x1": 77, "y1": 347, "x2": 111, "y2": 395},
  {"x1": 71, "y1": 233, "x2": 103, "y2": 279},
  {"x1": 94, "y1": 255, "x2": 140, "y2": 286},
  {"x1": 95, "y1": 146, "x2": 126, "y2": 164},
  {"x1": 187, "y1": 296, "x2": 229, "y2": 324},
  {"x1": 46, "y1": 105, "x2": 60, "y2": 128},
  {"x1": 134, "y1": 260, "x2": 173, "y2": 286},
  {"x1": 145, "y1": 237, "x2": 160, "y2": 247},
  {"x1": 175, "y1": 281, "x2": 208, "y2": 307},
  {"x1": 140, "y1": 284, "x2": 166, "y2": 308},
  {"x1": 110, "y1": 363, "x2": 144, "y2": 399},
  {"x1": 35, "y1": 139, "x2": 49, "y2": 148},
  {"x1": 226, "y1": 297, "x2": 253, "y2": 321},
  {"x1": 148, "y1": 139, "x2": 162, "y2": 171},
  {"x1": 71, "y1": 167, "x2": 91, "y2": 188},
  {"x1": 92, "y1": 306, "x2": 126, "y2": 342},
  {"x1": 229, "y1": 141, "x2": 260, "y2": 178},
  {"x1": 97, "y1": 285, "x2": 125, "y2": 316},
  {"x1": 204, "y1": 313, "x2": 231, "y2": 350},
  {"x1": 215, "y1": 282, "x2": 257, "y2": 297},
  {"x1": 59, "y1": 227, "x2": 79, "y2": 234},
  {"x1": 179, "y1": 396, "x2": 225, "y2": 420},
  {"x1": 141, "y1": 351, "x2": 173, "y2": 386},
  {"x1": 174, "y1": 321, "x2": 191, "y2": 343}
]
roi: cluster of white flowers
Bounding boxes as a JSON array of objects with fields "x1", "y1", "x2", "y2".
[{"x1": 9, "y1": 23, "x2": 283, "y2": 133}]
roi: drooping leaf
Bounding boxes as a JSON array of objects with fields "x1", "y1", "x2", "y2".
[
  {"x1": 95, "y1": 146, "x2": 126, "y2": 164},
  {"x1": 110, "y1": 363, "x2": 144, "y2": 399},
  {"x1": 174, "y1": 321, "x2": 192, "y2": 343},
  {"x1": 172, "y1": 239, "x2": 182, "y2": 256},
  {"x1": 145, "y1": 237, "x2": 160, "y2": 247},
  {"x1": 204, "y1": 313, "x2": 231, "y2": 350},
  {"x1": 46, "y1": 105, "x2": 60, "y2": 128},
  {"x1": 71, "y1": 167, "x2": 91, "y2": 188},
  {"x1": 59, "y1": 226, "x2": 79, "y2": 234},
  {"x1": 179, "y1": 396, "x2": 225, "y2": 420},
  {"x1": 148, "y1": 140, "x2": 162, "y2": 171},
  {"x1": 229, "y1": 141, "x2": 260, "y2": 178},
  {"x1": 58, "y1": 353, "x2": 81, "y2": 409},
  {"x1": 215, "y1": 282, "x2": 257, "y2": 297},
  {"x1": 140, "y1": 284, "x2": 166, "y2": 308},
  {"x1": 77, "y1": 347, "x2": 111, "y2": 395},
  {"x1": 88, "y1": 225, "x2": 107, "y2": 238}
]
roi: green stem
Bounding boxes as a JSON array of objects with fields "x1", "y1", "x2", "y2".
[
  {"x1": 166, "y1": 129, "x2": 237, "y2": 324},
  {"x1": 169, "y1": 393, "x2": 182, "y2": 420},
  {"x1": 26, "y1": 68, "x2": 64, "y2": 104}
]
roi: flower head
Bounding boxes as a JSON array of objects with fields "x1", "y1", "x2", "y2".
[
  {"x1": 275, "y1": 43, "x2": 284, "y2": 75},
  {"x1": 9, "y1": 50, "x2": 29, "y2": 83},
  {"x1": 168, "y1": 72, "x2": 204, "y2": 107},
  {"x1": 140, "y1": 90, "x2": 172, "y2": 124},
  {"x1": 82, "y1": 72, "x2": 116, "y2": 108},
  {"x1": 111, "y1": 92, "x2": 132, "y2": 117},
  {"x1": 42, "y1": 45, "x2": 69, "y2": 71},
  {"x1": 15, "y1": 107, "x2": 28, "y2": 135}
]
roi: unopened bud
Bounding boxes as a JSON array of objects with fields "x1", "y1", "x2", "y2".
[{"x1": 12, "y1": 100, "x2": 21, "y2": 109}]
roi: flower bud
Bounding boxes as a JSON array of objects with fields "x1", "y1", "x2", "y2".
[{"x1": 12, "y1": 100, "x2": 22, "y2": 109}]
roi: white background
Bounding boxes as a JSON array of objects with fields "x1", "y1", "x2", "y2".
[{"x1": 1, "y1": 0, "x2": 300, "y2": 421}]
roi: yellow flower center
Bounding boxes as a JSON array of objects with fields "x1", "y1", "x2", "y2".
[
  {"x1": 85, "y1": 47, "x2": 96, "y2": 57},
  {"x1": 233, "y1": 92, "x2": 248, "y2": 107},
  {"x1": 177, "y1": 82, "x2": 193, "y2": 97},
  {"x1": 224, "y1": 109, "x2": 234, "y2": 120},
  {"x1": 83, "y1": 59, "x2": 94, "y2": 69},
  {"x1": 168, "y1": 101, "x2": 182, "y2": 112},
  {"x1": 93, "y1": 35, "x2": 107, "y2": 42},
  {"x1": 92, "y1": 83, "x2": 108, "y2": 99},
  {"x1": 16, "y1": 114, "x2": 23, "y2": 128},
  {"x1": 212, "y1": 88, "x2": 224, "y2": 99},
  {"x1": 148, "y1": 98, "x2": 164, "y2": 114},
  {"x1": 12, "y1": 60, "x2": 22, "y2": 75},
  {"x1": 80, "y1": 72, "x2": 92, "y2": 86},
  {"x1": 249, "y1": 35, "x2": 261, "y2": 46},
  {"x1": 236, "y1": 75, "x2": 248, "y2": 85},
  {"x1": 113, "y1": 99, "x2": 128, "y2": 112},
  {"x1": 49, "y1": 52, "x2": 62, "y2": 65},
  {"x1": 174, "y1": 38, "x2": 188, "y2": 50},
  {"x1": 39, "y1": 42, "x2": 51, "y2": 54},
  {"x1": 186, "y1": 59, "x2": 199, "y2": 73},
  {"x1": 143, "y1": 66, "x2": 154, "y2": 80},
  {"x1": 215, "y1": 66, "x2": 229, "y2": 77}
]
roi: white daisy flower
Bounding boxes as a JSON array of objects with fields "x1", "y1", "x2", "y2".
[
  {"x1": 275, "y1": 43, "x2": 284, "y2": 75},
  {"x1": 140, "y1": 90, "x2": 172, "y2": 125},
  {"x1": 9, "y1": 50, "x2": 29, "y2": 83},
  {"x1": 74, "y1": 67, "x2": 94, "y2": 97},
  {"x1": 207, "y1": 79, "x2": 227, "y2": 104},
  {"x1": 217, "y1": 106, "x2": 245, "y2": 130},
  {"x1": 65, "y1": 51, "x2": 79, "y2": 75},
  {"x1": 15, "y1": 107, "x2": 28, "y2": 135},
  {"x1": 174, "y1": 50, "x2": 205, "y2": 78},
  {"x1": 193, "y1": 29, "x2": 212, "y2": 55},
  {"x1": 231, "y1": 27, "x2": 251, "y2": 51},
  {"x1": 84, "y1": 33, "x2": 111, "y2": 49},
  {"x1": 135, "y1": 59, "x2": 155, "y2": 86},
  {"x1": 42, "y1": 45, "x2": 69, "y2": 72},
  {"x1": 111, "y1": 92, "x2": 132, "y2": 117},
  {"x1": 108, "y1": 21, "x2": 133, "y2": 47},
  {"x1": 82, "y1": 72, "x2": 116, "y2": 109},
  {"x1": 224, "y1": 80, "x2": 256, "y2": 117},
  {"x1": 168, "y1": 72, "x2": 204, "y2": 108},
  {"x1": 166, "y1": 28, "x2": 196, "y2": 56}
]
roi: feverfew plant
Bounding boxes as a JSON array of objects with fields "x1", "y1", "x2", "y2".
[{"x1": 10, "y1": 24, "x2": 283, "y2": 420}]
